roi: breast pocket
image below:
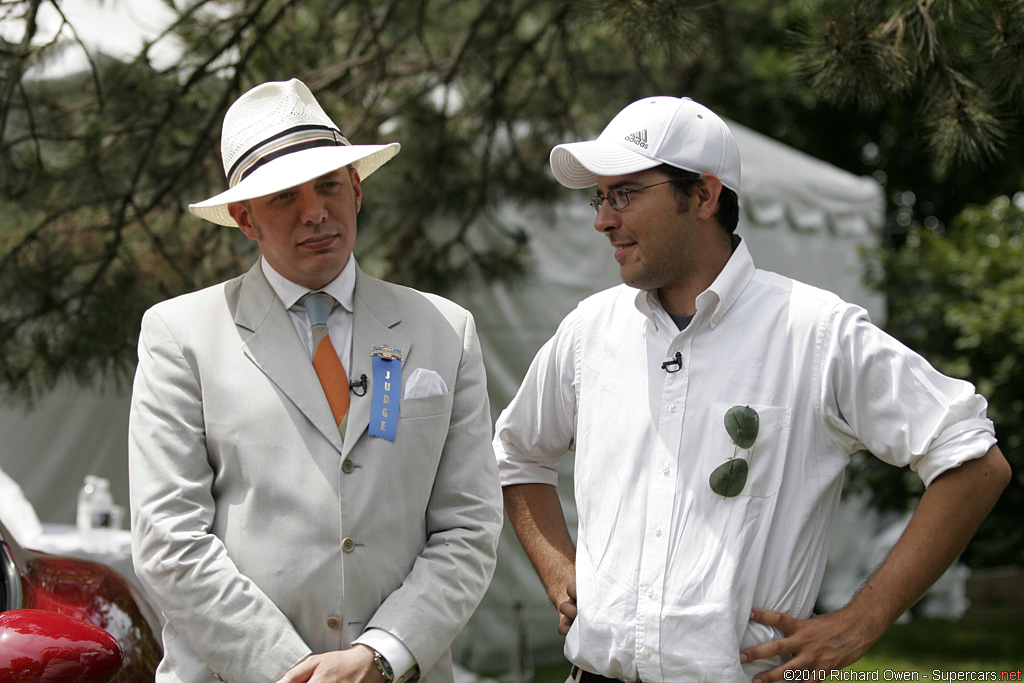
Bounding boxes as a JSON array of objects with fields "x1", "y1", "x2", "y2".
[
  {"x1": 398, "y1": 390, "x2": 454, "y2": 420},
  {"x1": 374, "y1": 393, "x2": 454, "y2": 479},
  {"x1": 387, "y1": 391, "x2": 455, "y2": 466},
  {"x1": 703, "y1": 402, "x2": 791, "y2": 498}
]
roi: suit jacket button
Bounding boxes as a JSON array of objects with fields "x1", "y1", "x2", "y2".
[
  {"x1": 342, "y1": 537, "x2": 356, "y2": 552},
  {"x1": 342, "y1": 459, "x2": 355, "y2": 474},
  {"x1": 326, "y1": 617, "x2": 341, "y2": 629}
]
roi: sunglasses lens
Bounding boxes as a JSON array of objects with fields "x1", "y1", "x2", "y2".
[
  {"x1": 709, "y1": 458, "x2": 749, "y2": 498},
  {"x1": 724, "y1": 405, "x2": 759, "y2": 449}
]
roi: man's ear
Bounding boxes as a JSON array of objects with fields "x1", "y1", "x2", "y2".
[
  {"x1": 349, "y1": 168, "x2": 363, "y2": 213},
  {"x1": 229, "y1": 202, "x2": 258, "y2": 240},
  {"x1": 694, "y1": 174, "x2": 723, "y2": 221}
]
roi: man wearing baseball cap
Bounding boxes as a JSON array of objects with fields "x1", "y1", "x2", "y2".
[
  {"x1": 129, "y1": 79, "x2": 502, "y2": 683},
  {"x1": 494, "y1": 96, "x2": 1008, "y2": 682}
]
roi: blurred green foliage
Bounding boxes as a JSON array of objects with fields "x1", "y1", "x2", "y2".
[{"x1": 3, "y1": 0, "x2": 1024, "y2": 399}]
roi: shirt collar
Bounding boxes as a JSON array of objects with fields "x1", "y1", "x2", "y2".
[
  {"x1": 260, "y1": 256, "x2": 357, "y2": 313},
  {"x1": 633, "y1": 236, "x2": 756, "y2": 330}
]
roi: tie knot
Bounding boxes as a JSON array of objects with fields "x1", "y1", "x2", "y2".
[{"x1": 299, "y1": 291, "x2": 336, "y2": 327}]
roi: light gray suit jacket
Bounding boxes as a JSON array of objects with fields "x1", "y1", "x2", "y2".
[{"x1": 129, "y1": 261, "x2": 503, "y2": 683}]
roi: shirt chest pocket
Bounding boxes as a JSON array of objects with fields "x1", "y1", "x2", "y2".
[{"x1": 702, "y1": 402, "x2": 791, "y2": 498}]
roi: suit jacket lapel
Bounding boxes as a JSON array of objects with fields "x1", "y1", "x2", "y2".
[
  {"x1": 344, "y1": 266, "x2": 412, "y2": 458},
  {"x1": 232, "y1": 261, "x2": 345, "y2": 453}
]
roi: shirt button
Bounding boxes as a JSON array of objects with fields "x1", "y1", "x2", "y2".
[
  {"x1": 341, "y1": 459, "x2": 355, "y2": 474},
  {"x1": 668, "y1": 404, "x2": 677, "y2": 412},
  {"x1": 654, "y1": 527, "x2": 662, "y2": 537},
  {"x1": 643, "y1": 649, "x2": 653, "y2": 659},
  {"x1": 647, "y1": 588, "x2": 655, "y2": 598},
  {"x1": 326, "y1": 617, "x2": 341, "y2": 629},
  {"x1": 342, "y1": 537, "x2": 356, "y2": 552},
  {"x1": 662, "y1": 465, "x2": 671, "y2": 476}
]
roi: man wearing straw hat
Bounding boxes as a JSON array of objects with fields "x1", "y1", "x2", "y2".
[
  {"x1": 494, "y1": 96, "x2": 1009, "y2": 682},
  {"x1": 129, "y1": 79, "x2": 502, "y2": 683}
]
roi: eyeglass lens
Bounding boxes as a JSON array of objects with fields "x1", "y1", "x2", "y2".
[{"x1": 590, "y1": 189, "x2": 629, "y2": 213}]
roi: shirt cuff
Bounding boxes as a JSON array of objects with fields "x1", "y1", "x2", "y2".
[
  {"x1": 915, "y1": 420, "x2": 997, "y2": 487},
  {"x1": 354, "y1": 628, "x2": 417, "y2": 681}
]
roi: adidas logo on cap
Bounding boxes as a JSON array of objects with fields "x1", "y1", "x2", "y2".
[{"x1": 624, "y1": 129, "x2": 649, "y2": 149}]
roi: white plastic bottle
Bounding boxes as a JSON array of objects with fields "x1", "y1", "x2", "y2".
[
  {"x1": 76, "y1": 475, "x2": 114, "y2": 534},
  {"x1": 76, "y1": 476, "x2": 95, "y2": 533}
]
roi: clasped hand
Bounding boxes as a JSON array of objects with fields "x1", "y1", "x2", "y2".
[{"x1": 276, "y1": 645, "x2": 385, "y2": 683}]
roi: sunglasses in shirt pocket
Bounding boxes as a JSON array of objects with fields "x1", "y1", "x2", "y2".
[{"x1": 705, "y1": 402, "x2": 791, "y2": 499}]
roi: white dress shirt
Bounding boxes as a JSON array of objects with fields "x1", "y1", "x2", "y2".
[
  {"x1": 261, "y1": 256, "x2": 416, "y2": 681},
  {"x1": 261, "y1": 257, "x2": 356, "y2": 371},
  {"x1": 493, "y1": 238, "x2": 996, "y2": 682}
]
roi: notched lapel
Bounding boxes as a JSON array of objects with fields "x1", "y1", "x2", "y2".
[
  {"x1": 230, "y1": 263, "x2": 345, "y2": 454},
  {"x1": 345, "y1": 268, "x2": 412, "y2": 458}
]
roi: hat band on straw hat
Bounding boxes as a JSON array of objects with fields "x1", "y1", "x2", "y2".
[{"x1": 228, "y1": 123, "x2": 350, "y2": 188}]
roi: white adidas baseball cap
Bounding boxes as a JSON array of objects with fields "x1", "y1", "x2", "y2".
[
  {"x1": 549, "y1": 96, "x2": 740, "y2": 194},
  {"x1": 189, "y1": 79, "x2": 400, "y2": 227}
]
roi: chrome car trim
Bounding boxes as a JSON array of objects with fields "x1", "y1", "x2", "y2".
[{"x1": 1, "y1": 539, "x2": 22, "y2": 611}]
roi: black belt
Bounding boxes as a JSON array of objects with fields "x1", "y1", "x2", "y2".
[{"x1": 570, "y1": 665, "x2": 640, "y2": 683}]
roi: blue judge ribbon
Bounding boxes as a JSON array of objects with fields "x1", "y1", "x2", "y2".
[{"x1": 369, "y1": 346, "x2": 403, "y2": 441}]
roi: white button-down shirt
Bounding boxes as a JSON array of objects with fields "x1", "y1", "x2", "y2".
[
  {"x1": 262, "y1": 256, "x2": 356, "y2": 370},
  {"x1": 494, "y1": 239, "x2": 995, "y2": 682}
]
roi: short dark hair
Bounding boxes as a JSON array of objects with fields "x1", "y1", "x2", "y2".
[{"x1": 656, "y1": 164, "x2": 740, "y2": 234}]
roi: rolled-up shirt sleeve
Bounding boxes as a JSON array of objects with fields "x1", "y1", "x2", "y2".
[
  {"x1": 820, "y1": 303, "x2": 997, "y2": 486},
  {"x1": 494, "y1": 307, "x2": 582, "y2": 487}
]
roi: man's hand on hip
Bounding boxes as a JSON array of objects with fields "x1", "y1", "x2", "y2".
[
  {"x1": 739, "y1": 608, "x2": 874, "y2": 683},
  {"x1": 558, "y1": 581, "x2": 578, "y2": 636}
]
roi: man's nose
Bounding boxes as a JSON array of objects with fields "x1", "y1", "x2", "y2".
[
  {"x1": 593, "y1": 198, "x2": 620, "y2": 233},
  {"x1": 297, "y1": 191, "x2": 328, "y2": 224}
]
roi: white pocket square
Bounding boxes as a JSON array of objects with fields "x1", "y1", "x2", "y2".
[{"x1": 403, "y1": 368, "x2": 448, "y2": 399}]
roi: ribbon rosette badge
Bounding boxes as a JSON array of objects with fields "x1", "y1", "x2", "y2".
[{"x1": 369, "y1": 346, "x2": 403, "y2": 441}]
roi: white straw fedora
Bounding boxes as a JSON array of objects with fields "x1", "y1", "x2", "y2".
[{"x1": 189, "y1": 78, "x2": 401, "y2": 227}]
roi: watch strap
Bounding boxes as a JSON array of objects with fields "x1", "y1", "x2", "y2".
[{"x1": 373, "y1": 650, "x2": 395, "y2": 682}]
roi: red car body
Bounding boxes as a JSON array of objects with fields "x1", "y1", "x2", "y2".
[{"x1": 1, "y1": 519, "x2": 161, "y2": 682}]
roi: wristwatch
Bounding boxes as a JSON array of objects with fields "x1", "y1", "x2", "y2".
[
  {"x1": 372, "y1": 650, "x2": 394, "y2": 683},
  {"x1": 372, "y1": 650, "x2": 419, "y2": 683}
]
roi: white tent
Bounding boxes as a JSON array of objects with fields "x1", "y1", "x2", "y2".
[{"x1": 3, "y1": 121, "x2": 905, "y2": 675}]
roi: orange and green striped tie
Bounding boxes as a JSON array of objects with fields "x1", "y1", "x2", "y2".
[{"x1": 300, "y1": 292, "x2": 349, "y2": 435}]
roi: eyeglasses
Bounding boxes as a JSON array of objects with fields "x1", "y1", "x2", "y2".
[
  {"x1": 589, "y1": 180, "x2": 674, "y2": 214},
  {"x1": 709, "y1": 405, "x2": 759, "y2": 497}
]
